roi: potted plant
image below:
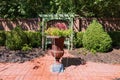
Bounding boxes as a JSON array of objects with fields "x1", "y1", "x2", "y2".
[
  {"x1": 45, "y1": 27, "x2": 72, "y2": 62},
  {"x1": 45, "y1": 27, "x2": 72, "y2": 37}
]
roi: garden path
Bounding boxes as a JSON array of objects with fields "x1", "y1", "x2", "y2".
[{"x1": 0, "y1": 50, "x2": 120, "y2": 80}]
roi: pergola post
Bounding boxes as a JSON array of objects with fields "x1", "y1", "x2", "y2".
[
  {"x1": 41, "y1": 18, "x2": 45, "y2": 50},
  {"x1": 70, "y1": 18, "x2": 74, "y2": 50}
]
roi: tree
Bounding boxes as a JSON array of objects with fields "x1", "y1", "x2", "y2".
[
  {"x1": 0, "y1": 0, "x2": 26, "y2": 18},
  {"x1": 0, "y1": 0, "x2": 120, "y2": 18}
]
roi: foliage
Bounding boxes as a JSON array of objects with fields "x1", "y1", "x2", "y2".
[
  {"x1": 73, "y1": 32, "x2": 84, "y2": 48},
  {"x1": 45, "y1": 27, "x2": 72, "y2": 37},
  {"x1": 0, "y1": 0, "x2": 120, "y2": 18},
  {"x1": 82, "y1": 20, "x2": 112, "y2": 52},
  {"x1": 0, "y1": 0, "x2": 48, "y2": 18},
  {"x1": 14, "y1": 26, "x2": 28, "y2": 43},
  {"x1": 108, "y1": 31, "x2": 120, "y2": 46},
  {"x1": 25, "y1": 31, "x2": 42, "y2": 48},
  {"x1": 22, "y1": 44, "x2": 32, "y2": 51},
  {"x1": 0, "y1": 1, "x2": 26, "y2": 18},
  {"x1": 50, "y1": 0, "x2": 75, "y2": 14},
  {"x1": 73, "y1": 0, "x2": 120, "y2": 17},
  {"x1": 5, "y1": 31, "x2": 22, "y2": 50},
  {"x1": 5, "y1": 28, "x2": 42, "y2": 50},
  {"x1": 0, "y1": 31, "x2": 6, "y2": 46},
  {"x1": 77, "y1": 48, "x2": 91, "y2": 55},
  {"x1": 5, "y1": 26, "x2": 27, "y2": 50}
]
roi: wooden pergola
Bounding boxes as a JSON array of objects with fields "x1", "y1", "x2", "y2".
[{"x1": 39, "y1": 14, "x2": 75, "y2": 50}]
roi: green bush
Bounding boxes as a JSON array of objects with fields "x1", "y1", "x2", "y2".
[
  {"x1": 5, "y1": 31, "x2": 22, "y2": 50},
  {"x1": 25, "y1": 31, "x2": 41, "y2": 48},
  {"x1": 82, "y1": 20, "x2": 112, "y2": 52},
  {"x1": 73, "y1": 32, "x2": 84, "y2": 48},
  {"x1": 13, "y1": 26, "x2": 28, "y2": 44},
  {"x1": 108, "y1": 31, "x2": 120, "y2": 46},
  {"x1": 22, "y1": 44, "x2": 32, "y2": 51},
  {"x1": 5, "y1": 26, "x2": 28, "y2": 50},
  {"x1": 0, "y1": 31, "x2": 6, "y2": 46}
]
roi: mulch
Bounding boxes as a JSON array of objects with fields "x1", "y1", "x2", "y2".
[
  {"x1": 69, "y1": 47, "x2": 120, "y2": 64},
  {"x1": 0, "y1": 46, "x2": 120, "y2": 65},
  {"x1": 0, "y1": 46, "x2": 45, "y2": 63}
]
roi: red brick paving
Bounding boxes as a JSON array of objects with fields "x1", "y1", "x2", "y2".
[{"x1": 0, "y1": 50, "x2": 120, "y2": 80}]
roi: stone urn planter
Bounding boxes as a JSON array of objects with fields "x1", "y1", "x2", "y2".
[
  {"x1": 45, "y1": 27, "x2": 72, "y2": 72},
  {"x1": 46, "y1": 36, "x2": 65, "y2": 62},
  {"x1": 50, "y1": 36, "x2": 65, "y2": 62},
  {"x1": 46, "y1": 36, "x2": 65, "y2": 73}
]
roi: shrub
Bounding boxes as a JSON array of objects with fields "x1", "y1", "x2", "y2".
[
  {"x1": 0, "y1": 31, "x2": 6, "y2": 46},
  {"x1": 22, "y1": 44, "x2": 32, "y2": 51},
  {"x1": 5, "y1": 26, "x2": 28, "y2": 50},
  {"x1": 13, "y1": 26, "x2": 28, "y2": 44},
  {"x1": 82, "y1": 20, "x2": 112, "y2": 52},
  {"x1": 25, "y1": 31, "x2": 42, "y2": 48},
  {"x1": 6, "y1": 31, "x2": 22, "y2": 50},
  {"x1": 73, "y1": 32, "x2": 84, "y2": 48},
  {"x1": 108, "y1": 31, "x2": 120, "y2": 46}
]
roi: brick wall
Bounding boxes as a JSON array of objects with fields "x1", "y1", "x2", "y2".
[
  {"x1": 0, "y1": 18, "x2": 41, "y2": 31},
  {"x1": 79, "y1": 18, "x2": 120, "y2": 32},
  {"x1": 0, "y1": 18, "x2": 120, "y2": 32}
]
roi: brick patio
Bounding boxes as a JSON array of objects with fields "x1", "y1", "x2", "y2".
[{"x1": 0, "y1": 50, "x2": 120, "y2": 80}]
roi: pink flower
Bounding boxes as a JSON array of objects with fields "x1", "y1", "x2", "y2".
[{"x1": 54, "y1": 23, "x2": 68, "y2": 30}]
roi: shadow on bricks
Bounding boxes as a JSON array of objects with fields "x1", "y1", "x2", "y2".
[{"x1": 61, "y1": 57, "x2": 86, "y2": 67}]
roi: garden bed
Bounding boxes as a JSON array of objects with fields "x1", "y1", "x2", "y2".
[
  {"x1": 0, "y1": 46, "x2": 45, "y2": 63},
  {"x1": 0, "y1": 46, "x2": 120, "y2": 65},
  {"x1": 69, "y1": 47, "x2": 120, "y2": 64}
]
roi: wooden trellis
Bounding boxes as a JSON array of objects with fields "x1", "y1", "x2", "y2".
[{"x1": 39, "y1": 14, "x2": 75, "y2": 50}]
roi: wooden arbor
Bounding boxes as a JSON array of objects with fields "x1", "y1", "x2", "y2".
[{"x1": 39, "y1": 14, "x2": 75, "y2": 50}]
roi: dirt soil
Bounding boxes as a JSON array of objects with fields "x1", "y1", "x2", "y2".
[
  {"x1": 0, "y1": 46, "x2": 120, "y2": 65},
  {"x1": 69, "y1": 47, "x2": 120, "y2": 64},
  {"x1": 0, "y1": 46, "x2": 45, "y2": 63}
]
